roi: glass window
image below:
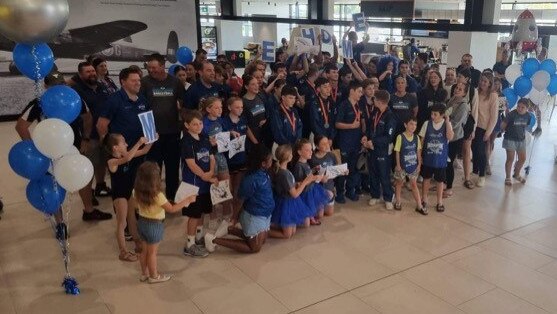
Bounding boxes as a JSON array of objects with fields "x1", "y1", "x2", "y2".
[
  {"x1": 499, "y1": 1, "x2": 557, "y2": 25},
  {"x1": 241, "y1": 0, "x2": 308, "y2": 19}
]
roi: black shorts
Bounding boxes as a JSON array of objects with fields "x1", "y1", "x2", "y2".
[
  {"x1": 182, "y1": 193, "x2": 213, "y2": 218},
  {"x1": 421, "y1": 165, "x2": 447, "y2": 182},
  {"x1": 228, "y1": 163, "x2": 247, "y2": 173}
]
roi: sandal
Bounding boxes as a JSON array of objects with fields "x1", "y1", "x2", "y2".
[
  {"x1": 505, "y1": 178, "x2": 512, "y2": 186},
  {"x1": 310, "y1": 218, "x2": 322, "y2": 226},
  {"x1": 513, "y1": 174, "x2": 526, "y2": 184},
  {"x1": 139, "y1": 275, "x2": 149, "y2": 282},
  {"x1": 148, "y1": 274, "x2": 171, "y2": 284},
  {"x1": 415, "y1": 207, "x2": 428, "y2": 215},
  {"x1": 443, "y1": 190, "x2": 453, "y2": 198},
  {"x1": 119, "y1": 251, "x2": 138, "y2": 262},
  {"x1": 436, "y1": 204, "x2": 445, "y2": 212},
  {"x1": 464, "y1": 180, "x2": 475, "y2": 189},
  {"x1": 394, "y1": 203, "x2": 402, "y2": 211}
]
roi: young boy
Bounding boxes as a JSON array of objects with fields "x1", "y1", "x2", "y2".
[
  {"x1": 419, "y1": 103, "x2": 454, "y2": 213},
  {"x1": 309, "y1": 77, "x2": 335, "y2": 144},
  {"x1": 362, "y1": 90, "x2": 397, "y2": 210},
  {"x1": 181, "y1": 110, "x2": 218, "y2": 257},
  {"x1": 269, "y1": 85, "x2": 303, "y2": 146},
  {"x1": 334, "y1": 80, "x2": 364, "y2": 203},
  {"x1": 501, "y1": 98, "x2": 531, "y2": 186},
  {"x1": 394, "y1": 116, "x2": 425, "y2": 214}
]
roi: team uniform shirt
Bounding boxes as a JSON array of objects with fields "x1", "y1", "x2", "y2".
[
  {"x1": 222, "y1": 114, "x2": 248, "y2": 167},
  {"x1": 298, "y1": 79, "x2": 318, "y2": 137},
  {"x1": 419, "y1": 120, "x2": 449, "y2": 168},
  {"x1": 239, "y1": 169, "x2": 275, "y2": 217},
  {"x1": 180, "y1": 132, "x2": 213, "y2": 194},
  {"x1": 359, "y1": 95, "x2": 375, "y2": 132},
  {"x1": 184, "y1": 80, "x2": 222, "y2": 110},
  {"x1": 309, "y1": 96, "x2": 336, "y2": 140},
  {"x1": 366, "y1": 108, "x2": 396, "y2": 157},
  {"x1": 309, "y1": 152, "x2": 336, "y2": 192},
  {"x1": 101, "y1": 89, "x2": 150, "y2": 145},
  {"x1": 202, "y1": 116, "x2": 225, "y2": 142},
  {"x1": 504, "y1": 110, "x2": 531, "y2": 141},
  {"x1": 389, "y1": 93, "x2": 418, "y2": 133},
  {"x1": 335, "y1": 99, "x2": 363, "y2": 152},
  {"x1": 292, "y1": 161, "x2": 315, "y2": 191},
  {"x1": 270, "y1": 104, "x2": 302, "y2": 145},
  {"x1": 242, "y1": 93, "x2": 269, "y2": 144},
  {"x1": 274, "y1": 168, "x2": 296, "y2": 198},
  {"x1": 72, "y1": 77, "x2": 110, "y2": 140},
  {"x1": 394, "y1": 133, "x2": 422, "y2": 174},
  {"x1": 133, "y1": 191, "x2": 168, "y2": 220},
  {"x1": 140, "y1": 75, "x2": 184, "y2": 135}
]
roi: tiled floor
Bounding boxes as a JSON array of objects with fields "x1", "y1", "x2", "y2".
[{"x1": 2, "y1": 109, "x2": 557, "y2": 314}]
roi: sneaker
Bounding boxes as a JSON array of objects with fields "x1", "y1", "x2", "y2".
[
  {"x1": 148, "y1": 274, "x2": 171, "y2": 284},
  {"x1": 183, "y1": 245, "x2": 209, "y2": 257},
  {"x1": 82, "y1": 208, "x2": 113, "y2": 221},
  {"x1": 139, "y1": 275, "x2": 149, "y2": 282},
  {"x1": 476, "y1": 177, "x2": 485, "y2": 187},
  {"x1": 368, "y1": 198, "x2": 380, "y2": 206},
  {"x1": 55, "y1": 222, "x2": 68, "y2": 241},
  {"x1": 385, "y1": 202, "x2": 394, "y2": 210},
  {"x1": 335, "y1": 194, "x2": 346, "y2": 204},
  {"x1": 125, "y1": 226, "x2": 132, "y2": 241},
  {"x1": 195, "y1": 236, "x2": 205, "y2": 246},
  {"x1": 346, "y1": 193, "x2": 359, "y2": 202},
  {"x1": 394, "y1": 203, "x2": 402, "y2": 211},
  {"x1": 94, "y1": 183, "x2": 112, "y2": 197},
  {"x1": 204, "y1": 233, "x2": 217, "y2": 252},
  {"x1": 215, "y1": 220, "x2": 229, "y2": 238}
]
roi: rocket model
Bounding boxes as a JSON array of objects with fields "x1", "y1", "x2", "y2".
[{"x1": 511, "y1": 9, "x2": 541, "y2": 54}]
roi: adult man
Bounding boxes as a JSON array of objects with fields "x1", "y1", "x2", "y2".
[
  {"x1": 72, "y1": 61, "x2": 112, "y2": 198},
  {"x1": 493, "y1": 49, "x2": 511, "y2": 89},
  {"x1": 413, "y1": 52, "x2": 429, "y2": 86},
  {"x1": 402, "y1": 38, "x2": 420, "y2": 62},
  {"x1": 297, "y1": 64, "x2": 320, "y2": 138},
  {"x1": 16, "y1": 71, "x2": 112, "y2": 221},
  {"x1": 456, "y1": 53, "x2": 481, "y2": 88},
  {"x1": 184, "y1": 61, "x2": 222, "y2": 110},
  {"x1": 141, "y1": 53, "x2": 184, "y2": 200},
  {"x1": 396, "y1": 60, "x2": 419, "y2": 95}
]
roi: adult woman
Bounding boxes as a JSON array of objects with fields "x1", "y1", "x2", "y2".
[
  {"x1": 184, "y1": 63, "x2": 196, "y2": 83},
  {"x1": 444, "y1": 67, "x2": 457, "y2": 94},
  {"x1": 377, "y1": 56, "x2": 397, "y2": 92},
  {"x1": 472, "y1": 72, "x2": 498, "y2": 187},
  {"x1": 174, "y1": 65, "x2": 191, "y2": 91},
  {"x1": 445, "y1": 82, "x2": 471, "y2": 197},
  {"x1": 417, "y1": 70, "x2": 447, "y2": 130},
  {"x1": 242, "y1": 74, "x2": 270, "y2": 148},
  {"x1": 92, "y1": 57, "x2": 118, "y2": 94},
  {"x1": 223, "y1": 61, "x2": 243, "y2": 95}
]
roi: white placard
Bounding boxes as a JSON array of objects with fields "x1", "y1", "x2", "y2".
[
  {"x1": 325, "y1": 163, "x2": 348, "y2": 180},
  {"x1": 216, "y1": 131, "x2": 231, "y2": 153},
  {"x1": 210, "y1": 179, "x2": 233, "y2": 205},
  {"x1": 229, "y1": 135, "x2": 246, "y2": 158},
  {"x1": 174, "y1": 182, "x2": 200, "y2": 203},
  {"x1": 138, "y1": 111, "x2": 157, "y2": 143}
]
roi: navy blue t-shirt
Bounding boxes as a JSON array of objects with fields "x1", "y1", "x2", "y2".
[
  {"x1": 335, "y1": 99, "x2": 362, "y2": 151},
  {"x1": 222, "y1": 114, "x2": 248, "y2": 166},
  {"x1": 181, "y1": 132, "x2": 213, "y2": 194},
  {"x1": 184, "y1": 80, "x2": 222, "y2": 110},
  {"x1": 72, "y1": 78, "x2": 110, "y2": 140},
  {"x1": 100, "y1": 89, "x2": 150, "y2": 145}
]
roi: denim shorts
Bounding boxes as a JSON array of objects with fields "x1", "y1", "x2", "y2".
[
  {"x1": 394, "y1": 168, "x2": 419, "y2": 181},
  {"x1": 215, "y1": 152, "x2": 229, "y2": 174},
  {"x1": 239, "y1": 210, "x2": 271, "y2": 238},
  {"x1": 137, "y1": 217, "x2": 164, "y2": 244},
  {"x1": 503, "y1": 138, "x2": 526, "y2": 152}
]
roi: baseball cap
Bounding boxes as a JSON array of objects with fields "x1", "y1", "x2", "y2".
[{"x1": 44, "y1": 71, "x2": 65, "y2": 86}]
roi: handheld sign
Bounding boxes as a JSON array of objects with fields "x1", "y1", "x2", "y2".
[
  {"x1": 138, "y1": 111, "x2": 157, "y2": 143},
  {"x1": 320, "y1": 29, "x2": 333, "y2": 45},
  {"x1": 342, "y1": 40, "x2": 353, "y2": 59},
  {"x1": 210, "y1": 180, "x2": 233, "y2": 205},
  {"x1": 175, "y1": 182, "x2": 199, "y2": 203},
  {"x1": 301, "y1": 28, "x2": 316, "y2": 45},
  {"x1": 326, "y1": 163, "x2": 348, "y2": 180},
  {"x1": 261, "y1": 40, "x2": 276, "y2": 63},
  {"x1": 216, "y1": 131, "x2": 231, "y2": 153},
  {"x1": 352, "y1": 13, "x2": 366, "y2": 32},
  {"x1": 229, "y1": 135, "x2": 246, "y2": 158}
]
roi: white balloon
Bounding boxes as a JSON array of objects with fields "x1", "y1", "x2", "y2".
[
  {"x1": 32, "y1": 118, "x2": 74, "y2": 159},
  {"x1": 505, "y1": 63, "x2": 522, "y2": 85},
  {"x1": 532, "y1": 70, "x2": 551, "y2": 92},
  {"x1": 47, "y1": 146, "x2": 80, "y2": 174},
  {"x1": 528, "y1": 89, "x2": 548, "y2": 106},
  {"x1": 53, "y1": 154, "x2": 93, "y2": 192}
]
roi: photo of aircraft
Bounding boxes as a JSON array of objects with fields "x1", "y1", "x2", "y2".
[{"x1": 0, "y1": 20, "x2": 178, "y2": 74}]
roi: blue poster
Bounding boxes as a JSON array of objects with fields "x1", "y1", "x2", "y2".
[
  {"x1": 262, "y1": 41, "x2": 275, "y2": 63},
  {"x1": 138, "y1": 110, "x2": 157, "y2": 143},
  {"x1": 352, "y1": 13, "x2": 366, "y2": 32},
  {"x1": 301, "y1": 28, "x2": 316, "y2": 45},
  {"x1": 342, "y1": 40, "x2": 353, "y2": 59}
]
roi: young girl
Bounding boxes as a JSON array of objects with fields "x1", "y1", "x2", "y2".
[
  {"x1": 292, "y1": 139, "x2": 328, "y2": 225},
  {"x1": 310, "y1": 135, "x2": 337, "y2": 216},
  {"x1": 132, "y1": 162, "x2": 197, "y2": 283},
  {"x1": 104, "y1": 134, "x2": 153, "y2": 262},
  {"x1": 271, "y1": 144, "x2": 314, "y2": 238},
  {"x1": 204, "y1": 145, "x2": 274, "y2": 252},
  {"x1": 501, "y1": 99, "x2": 531, "y2": 186},
  {"x1": 222, "y1": 97, "x2": 248, "y2": 226}
]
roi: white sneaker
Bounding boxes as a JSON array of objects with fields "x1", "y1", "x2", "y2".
[
  {"x1": 204, "y1": 233, "x2": 217, "y2": 253},
  {"x1": 476, "y1": 177, "x2": 485, "y2": 187},
  {"x1": 368, "y1": 198, "x2": 380, "y2": 206},
  {"x1": 385, "y1": 202, "x2": 394, "y2": 210},
  {"x1": 215, "y1": 219, "x2": 229, "y2": 238}
]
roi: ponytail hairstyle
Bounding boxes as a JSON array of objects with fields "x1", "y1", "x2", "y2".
[
  {"x1": 240, "y1": 74, "x2": 256, "y2": 97},
  {"x1": 102, "y1": 133, "x2": 124, "y2": 158},
  {"x1": 199, "y1": 96, "x2": 221, "y2": 116},
  {"x1": 290, "y1": 138, "x2": 311, "y2": 170},
  {"x1": 313, "y1": 134, "x2": 327, "y2": 152}
]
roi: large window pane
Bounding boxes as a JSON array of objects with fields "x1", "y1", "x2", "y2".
[{"x1": 240, "y1": 0, "x2": 308, "y2": 19}]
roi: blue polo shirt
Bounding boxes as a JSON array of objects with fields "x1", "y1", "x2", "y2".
[
  {"x1": 335, "y1": 99, "x2": 362, "y2": 152},
  {"x1": 222, "y1": 114, "x2": 248, "y2": 167},
  {"x1": 184, "y1": 80, "x2": 222, "y2": 110},
  {"x1": 238, "y1": 169, "x2": 274, "y2": 217},
  {"x1": 100, "y1": 89, "x2": 150, "y2": 145},
  {"x1": 181, "y1": 132, "x2": 213, "y2": 194},
  {"x1": 73, "y1": 78, "x2": 110, "y2": 140}
]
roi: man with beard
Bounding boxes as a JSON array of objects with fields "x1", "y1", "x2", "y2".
[{"x1": 185, "y1": 61, "x2": 223, "y2": 110}]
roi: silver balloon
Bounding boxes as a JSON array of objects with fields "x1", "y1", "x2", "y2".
[{"x1": 0, "y1": 0, "x2": 69, "y2": 44}]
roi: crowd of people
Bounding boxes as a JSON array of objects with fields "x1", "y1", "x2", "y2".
[{"x1": 13, "y1": 31, "x2": 543, "y2": 284}]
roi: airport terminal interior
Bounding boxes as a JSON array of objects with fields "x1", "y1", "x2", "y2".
[{"x1": 4, "y1": 0, "x2": 557, "y2": 313}]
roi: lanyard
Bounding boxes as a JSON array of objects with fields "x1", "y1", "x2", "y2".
[
  {"x1": 349, "y1": 100, "x2": 361, "y2": 123},
  {"x1": 331, "y1": 86, "x2": 337, "y2": 102},
  {"x1": 318, "y1": 97, "x2": 330, "y2": 125},
  {"x1": 281, "y1": 104, "x2": 296, "y2": 133},
  {"x1": 307, "y1": 79, "x2": 317, "y2": 95},
  {"x1": 364, "y1": 96, "x2": 373, "y2": 119},
  {"x1": 373, "y1": 110, "x2": 384, "y2": 131}
]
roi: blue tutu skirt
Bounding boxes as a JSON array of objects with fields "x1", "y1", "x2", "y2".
[
  {"x1": 271, "y1": 196, "x2": 310, "y2": 227},
  {"x1": 301, "y1": 183, "x2": 330, "y2": 217}
]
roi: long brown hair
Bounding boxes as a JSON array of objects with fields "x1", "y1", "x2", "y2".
[
  {"x1": 133, "y1": 162, "x2": 162, "y2": 209},
  {"x1": 478, "y1": 72, "x2": 494, "y2": 101}
]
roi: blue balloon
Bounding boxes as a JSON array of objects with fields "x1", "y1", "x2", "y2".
[
  {"x1": 177, "y1": 46, "x2": 193, "y2": 65},
  {"x1": 502, "y1": 87, "x2": 518, "y2": 109},
  {"x1": 548, "y1": 74, "x2": 557, "y2": 96},
  {"x1": 522, "y1": 58, "x2": 540, "y2": 78},
  {"x1": 528, "y1": 112, "x2": 537, "y2": 129},
  {"x1": 13, "y1": 43, "x2": 54, "y2": 81},
  {"x1": 540, "y1": 59, "x2": 557, "y2": 75},
  {"x1": 168, "y1": 64, "x2": 179, "y2": 76},
  {"x1": 26, "y1": 175, "x2": 66, "y2": 215},
  {"x1": 40, "y1": 85, "x2": 82, "y2": 123},
  {"x1": 8, "y1": 140, "x2": 51, "y2": 180},
  {"x1": 514, "y1": 76, "x2": 532, "y2": 97}
]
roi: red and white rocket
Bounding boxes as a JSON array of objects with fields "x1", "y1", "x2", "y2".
[{"x1": 511, "y1": 9, "x2": 541, "y2": 54}]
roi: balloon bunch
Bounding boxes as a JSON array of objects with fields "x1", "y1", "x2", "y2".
[
  {"x1": 504, "y1": 58, "x2": 557, "y2": 110},
  {"x1": 1, "y1": 0, "x2": 85, "y2": 295},
  {"x1": 168, "y1": 46, "x2": 194, "y2": 76}
]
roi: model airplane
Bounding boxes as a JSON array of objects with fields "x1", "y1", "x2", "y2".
[
  {"x1": 510, "y1": 9, "x2": 542, "y2": 55},
  {"x1": 0, "y1": 20, "x2": 178, "y2": 74}
]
